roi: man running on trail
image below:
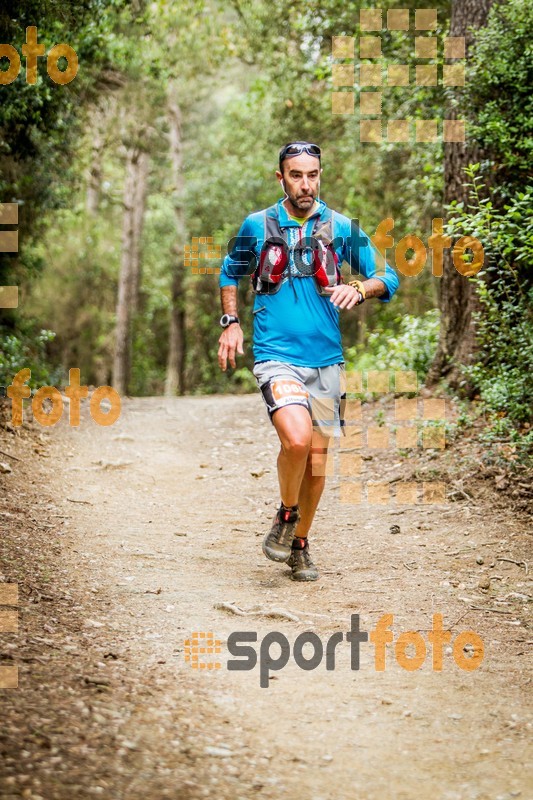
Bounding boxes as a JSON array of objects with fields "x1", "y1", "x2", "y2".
[{"x1": 217, "y1": 141, "x2": 399, "y2": 582}]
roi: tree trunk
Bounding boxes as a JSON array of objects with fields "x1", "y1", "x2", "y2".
[
  {"x1": 86, "y1": 123, "x2": 104, "y2": 215},
  {"x1": 130, "y1": 150, "x2": 149, "y2": 315},
  {"x1": 86, "y1": 98, "x2": 119, "y2": 214},
  {"x1": 426, "y1": 0, "x2": 494, "y2": 392},
  {"x1": 113, "y1": 146, "x2": 149, "y2": 395},
  {"x1": 165, "y1": 86, "x2": 187, "y2": 397}
]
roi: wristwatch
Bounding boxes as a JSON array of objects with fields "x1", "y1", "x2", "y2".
[
  {"x1": 347, "y1": 279, "x2": 366, "y2": 304},
  {"x1": 220, "y1": 314, "x2": 240, "y2": 328}
]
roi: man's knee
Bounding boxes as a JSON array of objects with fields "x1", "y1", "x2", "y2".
[
  {"x1": 273, "y1": 405, "x2": 313, "y2": 456},
  {"x1": 281, "y1": 434, "x2": 311, "y2": 458}
]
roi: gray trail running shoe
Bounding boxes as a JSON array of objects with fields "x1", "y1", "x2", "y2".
[
  {"x1": 287, "y1": 540, "x2": 319, "y2": 581},
  {"x1": 262, "y1": 504, "x2": 300, "y2": 562}
]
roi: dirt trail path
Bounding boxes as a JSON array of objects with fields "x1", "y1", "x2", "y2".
[{"x1": 2, "y1": 394, "x2": 532, "y2": 799}]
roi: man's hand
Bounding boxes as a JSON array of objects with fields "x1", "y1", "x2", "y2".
[
  {"x1": 218, "y1": 324, "x2": 245, "y2": 371},
  {"x1": 323, "y1": 284, "x2": 364, "y2": 309}
]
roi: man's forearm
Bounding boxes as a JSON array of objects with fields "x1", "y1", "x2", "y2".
[
  {"x1": 361, "y1": 278, "x2": 388, "y2": 299},
  {"x1": 221, "y1": 285, "x2": 238, "y2": 316}
]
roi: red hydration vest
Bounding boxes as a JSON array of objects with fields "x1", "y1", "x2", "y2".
[{"x1": 251, "y1": 206, "x2": 342, "y2": 296}]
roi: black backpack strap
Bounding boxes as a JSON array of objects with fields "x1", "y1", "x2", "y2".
[{"x1": 251, "y1": 206, "x2": 287, "y2": 294}]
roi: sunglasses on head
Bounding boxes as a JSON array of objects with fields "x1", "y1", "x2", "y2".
[{"x1": 279, "y1": 142, "x2": 321, "y2": 166}]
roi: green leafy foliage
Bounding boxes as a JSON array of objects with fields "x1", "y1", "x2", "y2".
[
  {"x1": 345, "y1": 309, "x2": 440, "y2": 381},
  {"x1": 0, "y1": 0, "x2": 122, "y2": 386},
  {"x1": 468, "y1": 0, "x2": 533, "y2": 180},
  {"x1": 0, "y1": 327, "x2": 58, "y2": 388},
  {"x1": 446, "y1": 166, "x2": 533, "y2": 455}
]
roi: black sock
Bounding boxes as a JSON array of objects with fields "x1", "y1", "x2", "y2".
[
  {"x1": 292, "y1": 537, "x2": 307, "y2": 550},
  {"x1": 281, "y1": 502, "x2": 299, "y2": 512},
  {"x1": 280, "y1": 503, "x2": 299, "y2": 523}
]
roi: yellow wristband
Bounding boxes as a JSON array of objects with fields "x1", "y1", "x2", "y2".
[{"x1": 348, "y1": 279, "x2": 366, "y2": 300}]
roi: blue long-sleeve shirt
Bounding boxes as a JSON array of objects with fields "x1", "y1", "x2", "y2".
[{"x1": 219, "y1": 198, "x2": 399, "y2": 367}]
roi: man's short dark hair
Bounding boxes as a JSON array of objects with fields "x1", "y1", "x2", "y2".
[{"x1": 279, "y1": 141, "x2": 322, "y2": 173}]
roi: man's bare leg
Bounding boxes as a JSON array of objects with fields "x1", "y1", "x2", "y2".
[
  {"x1": 271, "y1": 405, "x2": 330, "y2": 538},
  {"x1": 271, "y1": 404, "x2": 313, "y2": 508},
  {"x1": 294, "y1": 429, "x2": 330, "y2": 537}
]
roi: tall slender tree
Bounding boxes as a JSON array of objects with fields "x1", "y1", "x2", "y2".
[
  {"x1": 165, "y1": 86, "x2": 187, "y2": 396},
  {"x1": 113, "y1": 144, "x2": 150, "y2": 394},
  {"x1": 427, "y1": 0, "x2": 494, "y2": 390},
  {"x1": 152, "y1": 0, "x2": 227, "y2": 395}
]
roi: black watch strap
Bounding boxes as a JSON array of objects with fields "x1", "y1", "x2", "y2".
[{"x1": 220, "y1": 314, "x2": 240, "y2": 328}]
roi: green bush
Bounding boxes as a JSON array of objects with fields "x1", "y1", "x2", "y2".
[
  {"x1": 0, "y1": 326, "x2": 58, "y2": 389},
  {"x1": 446, "y1": 167, "x2": 533, "y2": 452},
  {"x1": 345, "y1": 309, "x2": 440, "y2": 383},
  {"x1": 468, "y1": 0, "x2": 533, "y2": 181}
]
